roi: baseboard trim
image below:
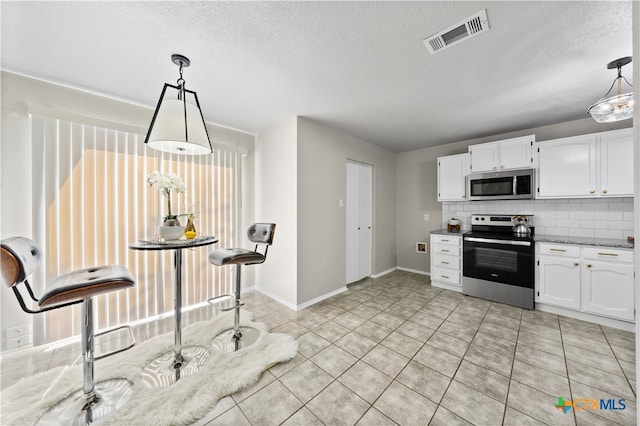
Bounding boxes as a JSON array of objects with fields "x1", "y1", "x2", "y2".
[
  {"x1": 396, "y1": 266, "x2": 430, "y2": 276},
  {"x1": 371, "y1": 267, "x2": 397, "y2": 278},
  {"x1": 296, "y1": 287, "x2": 349, "y2": 311},
  {"x1": 254, "y1": 287, "x2": 298, "y2": 311}
]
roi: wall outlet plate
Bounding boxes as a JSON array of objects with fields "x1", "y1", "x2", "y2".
[
  {"x1": 7, "y1": 334, "x2": 33, "y2": 350},
  {"x1": 7, "y1": 324, "x2": 31, "y2": 339}
]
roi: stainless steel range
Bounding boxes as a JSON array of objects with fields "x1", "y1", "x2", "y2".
[{"x1": 462, "y1": 214, "x2": 535, "y2": 309}]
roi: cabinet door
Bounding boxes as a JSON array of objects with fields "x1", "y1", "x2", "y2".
[
  {"x1": 582, "y1": 262, "x2": 634, "y2": 321},
  {"x1": 469, "y1": 142, "x2": 499, "y2": 172},
  {"x1": 537, "y1": 134, "x2": 597, "y2": 198},
  {"x1": 437, "y1": 154, "x2": 467, "y2": 201},
  {"x1": 600, "y1": 128, "x2": 634, "y2": 197},
  {"x1": 537, "y1": 256, "x2": 581, "y2": 309},
  {"x1": 499, "y1": 136, "x2": 533, "y2": 170}
]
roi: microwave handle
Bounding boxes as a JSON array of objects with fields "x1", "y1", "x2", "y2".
[{"x1": 513, "y1": 176, "x2": 517, "y2": 195}]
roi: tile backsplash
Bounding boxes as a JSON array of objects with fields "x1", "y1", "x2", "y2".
[{"x1": 442, "y1": 197, "x2": 634, "y2": 240}]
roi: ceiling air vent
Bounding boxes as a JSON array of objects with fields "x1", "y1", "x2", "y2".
[{"x1": 423, "y1": 9, "x2": 489, "y2": 55}]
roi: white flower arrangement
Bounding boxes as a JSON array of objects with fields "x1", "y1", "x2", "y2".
[{"x1": 146, "y1": 170, "x2": 186, "y2": 220}]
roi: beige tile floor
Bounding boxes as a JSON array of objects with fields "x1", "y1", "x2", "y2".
[{"x1": 1, "y1": 270, "x2": 637, "y2": 425}]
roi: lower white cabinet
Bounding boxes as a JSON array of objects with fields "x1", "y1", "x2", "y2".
[
  {"x1": 430, "y1": 234, "x2": 462, "y2": 292},
  {"x1": 536, "y1": 243, "x2": 635, "y2": 322},
  {"x1": 582, "y1": 248, "x2": 635, "y2": 321}
]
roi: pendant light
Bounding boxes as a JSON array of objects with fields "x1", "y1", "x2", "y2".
[
  {"x1": 587, "y1": 56, "x2": 634, "y2": 123},
  {"x1": 145, "y1": 54, "x2": 212, "y2": 155}
]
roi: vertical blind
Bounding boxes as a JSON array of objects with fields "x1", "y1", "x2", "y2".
[{"x1": 31, "y1": 115, "x2": 241, "y2": 344}]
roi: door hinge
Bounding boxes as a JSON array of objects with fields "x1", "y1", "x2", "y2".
[
  {"x1": 537, "y1": 147, "x2": 540, "y2": 152},
  {"x1": 530, "y1": 158, "x2": 533, "y2": 163},
  {"x1": 537, "y1": 291, "x2": 540, "y2": 297},
  {"x1": 530, "y1": 140, "x2": 533, "y2": 146},
  {"x1": 537, "y1": 187, "x2": 540, "y2": 193},
  {"x1": 537, "y1": 260, "x2": 539, "y2": 266}
]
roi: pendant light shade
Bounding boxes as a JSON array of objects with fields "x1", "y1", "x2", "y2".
[
  {"x1": 145, "y1": 54, "x2": 212, "y2": 155},
  {"x1": 587, "y1": 57, "x2": 634, "y2": 123}
]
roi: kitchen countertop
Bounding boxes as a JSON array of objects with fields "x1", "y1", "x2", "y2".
[
  {"x1": 430, "y1": 229, "x2": 634, "y2": 249},
  {"x1": 534, "y1": 234, "x2": 634, "y2": 249}
]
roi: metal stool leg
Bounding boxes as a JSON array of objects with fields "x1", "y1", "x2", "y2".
[
  {"x1": 36, "y1": 299, "x2": 134, "y2": 425},
  {"x1": 233, "y1": 265, "x2": 242, "y2": 340}
]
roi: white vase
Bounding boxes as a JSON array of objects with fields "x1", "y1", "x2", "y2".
[{"x1": 159, "y1": 225, "x2": 185, "y2": 240}]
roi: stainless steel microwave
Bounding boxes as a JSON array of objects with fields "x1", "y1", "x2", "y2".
[{"x1": 467, "y1": 169, "x2": 534, "y2": 201}]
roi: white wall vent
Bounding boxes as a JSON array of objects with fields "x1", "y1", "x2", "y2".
[{"x1": 423, "y1": 9, "x2": 490, "y2": 55}]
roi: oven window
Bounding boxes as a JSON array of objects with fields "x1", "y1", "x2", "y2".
[
  {"x1": 470, "y1": 177, "x2": 512, "y2": 197},
  {"x1": 475, "y1": 247, "x2": 518, "y2": 273}
]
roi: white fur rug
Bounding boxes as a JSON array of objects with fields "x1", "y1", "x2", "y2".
[{"x1": 2, "y1": 311, "x2": 298, "y2": 425}]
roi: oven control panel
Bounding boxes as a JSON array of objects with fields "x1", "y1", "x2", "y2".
[{"x1": 471, "y1": 214, "x2": 534, "y2": 228}]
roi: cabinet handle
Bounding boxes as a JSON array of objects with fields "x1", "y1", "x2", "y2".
[
  {"x1": 549, "y1": 248, "x2": 567, "y2": 252},
  {"x1": 441, "y1": 275, "x2": 450, "y2": 279},
  {"x1": 574, "y1": 262, "x2": 579, "y2": 267},
  {"x1": 590, "y1": 190, "x2": 595, "y2": 194},
  {"x1": 441, "y1": 239, "x2": 449, "y2": 242},
  {"x1": 602, "y1": 189, "x2": 608, "y2": 194},
  {"x1": 441, "y1": 261, "x2": 450, "y2": 265},
  {"x1": 492, "y1": 166, "x2": 497, "y2": 171},
  {"x1": 500, "y1": 165, "x2": 504, "y2": 169},
  {"x1": 587, "y1": 264, "x2": 592, "y2": 268},
  {"x1": 597, "y1": 252, "x2": 618, "y2": 257},
  {"x1": 441, "y1": 249, "x2": 450, "y2": 253}
]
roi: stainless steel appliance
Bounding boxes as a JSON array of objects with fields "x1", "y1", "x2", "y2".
[
  {"x1": 467, "y1": 169, "x2": 534, "y2": 201},
  {"x1": 462, "y1": 214, "x2": 535, "y2": 309}
]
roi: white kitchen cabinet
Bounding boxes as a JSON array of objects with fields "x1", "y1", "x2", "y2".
[
  {"x1": 437, "y1": 154, "x2": 468, "y2": 201},
  {"x1": 599, "y1": 128, "x2": 634, "y2": 197},
  {"x1": 537, "y1": 244, "x2": 581, "y2": 310},
  {"x1": 536, "y1": 134, "x2": 598, "y2": 198},
  {"x1": 536, "y1": 243, "x2": 635, "y2": 323},
  {"x1": 536, "y1": 128, "x2": 633, "y2": 199},
  {"x1": 469, "y1": 135, "x2": 534, "y2": 172},
  {"x1": 430, "y1": 234, "x2": 462, "y2": 292},
  {"x1": 581, "y1": 247, "x2": 635, "y2": 321}
]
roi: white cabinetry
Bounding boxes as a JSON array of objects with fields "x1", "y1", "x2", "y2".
[
  {"x1": 581, "y1": 247, "x2": 635, "y2": 321},
  {"x1": 469, "y1": 135, "x2": 534, "y2": 172},
  {"x1": 599, "y1": 128, "x2": 634, "y2": 197},
  {"x1": 536, "y1": 243, "x2": 635, "y2": 323},
  {"x1": 430, "y1": 234, "x2": 462, "y2": 292},
  {"x1": 537, "y1": 243, "x2": 581, "y2": 309},
  {"x1": 437, "y1": 154, "x2": 468, "y2": 201},
  {"x1": 536, "y1": 128, "x2": 633, "y2": 198}
]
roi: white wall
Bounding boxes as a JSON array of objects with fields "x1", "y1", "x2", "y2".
[
  {"x1": 297, "y1": 117, "x2": 396, "y2": 305},
  {"x1": 396, "y1": 117, "x2": 633, "y2": 274},
  {"x1": 0, "y1": 71, "x2": 256, "y2": 352},
  {"x1": 254, "y1": 117, "x2": 298, "y2": 308}
]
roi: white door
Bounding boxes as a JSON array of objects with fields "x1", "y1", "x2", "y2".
[
  {"x1": 346, "y1": 161, "x2": 372, "y2": 284},
  {"x1": 582, "y1": 262, "x2": 635, "y2": 321},
  {"x1": 537, "y1": 256, "x2": 581, "y2": 309},
  {"x1": 469, "y1": 142, "x2": 499, "y2": 172},
  {"x1": 498, "y1": 136, "x2": 533, "y2": 170}
]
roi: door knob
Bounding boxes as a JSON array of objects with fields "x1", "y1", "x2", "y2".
[
  {"x1": 590, "y1": 190, "x2": 595, "y2": 194},
  {"x1": 602, "y1": 189, "x2": 608, "y2": 194}
]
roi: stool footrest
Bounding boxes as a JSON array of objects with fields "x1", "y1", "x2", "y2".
[
  {"x1": 208, "y1": 294, "x2": 244, "y2": 311},
  {"x1": 91, "y1": 325, "x2": 136, "y2": 361}
]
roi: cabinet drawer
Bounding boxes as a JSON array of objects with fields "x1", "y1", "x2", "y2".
[
  {"x1": 431, "y1": 235, "x2": 461, "y2": 246},
  {"x1": 432, "y1": 244, "x2": 460, "y2": 256},
  {"x1": 432, "y1": 254, "x2": 460, "y2": 270},
  {"x1": 582, "y1": 247, "x2": 633, "y2": 263},
  {"x1": 538, "y1": 243, "x2": 581, "y2": 257},
  {"x1": 431, "y1": 267, "x2": 460, "y2": 285}
]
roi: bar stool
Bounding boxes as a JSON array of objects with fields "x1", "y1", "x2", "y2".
[
  {"x1": 208, "y1": 223, "x2": 276, "y2": 352},
  {"x1": 1, "y1": 237, "x2": 136, "y2": 425}
]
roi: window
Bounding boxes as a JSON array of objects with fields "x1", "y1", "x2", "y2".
[{"x1": 31, "y1": 115, "x2": 241, "y2": 343}]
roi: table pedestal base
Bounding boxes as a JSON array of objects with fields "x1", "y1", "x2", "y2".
[
  {"x1": 141, "y1": 345, "x2": 210, "y2": 387},
  {"x1": 211, "y1": 327, "x2": 260, "y2": 352}
]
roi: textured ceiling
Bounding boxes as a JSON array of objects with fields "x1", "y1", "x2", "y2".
[{"x1": 0, "y1": 1, "x2": 634, "y2": 152}]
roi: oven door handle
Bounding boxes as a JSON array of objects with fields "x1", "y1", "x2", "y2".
[{"x1": 464, "y1": 237, "x2": 531, "y2": 247}]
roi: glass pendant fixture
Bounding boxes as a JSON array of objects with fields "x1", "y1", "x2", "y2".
[
  {"x1": 587, "y1": 56, "x2": 634, "y2": 123},
  {"x1": 145, "y1": 54, "x2": 212, "y2": 155}
]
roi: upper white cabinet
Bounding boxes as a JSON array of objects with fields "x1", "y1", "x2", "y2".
[
  {"x1": 537, "y1": 134, "x2": 598, "y2": 198},
  {"x1": 469, "y1": 135, "x2": 534, "y2": 172},
  {"x1": 599, "y1": 128, "x2": 634, "y2": 197},
  {"x1": 437, "y1": 153, "x2": 468, "y2": 201},
  {"x1": 536, "y1": 128, "x2": 633, "y2": 198}
]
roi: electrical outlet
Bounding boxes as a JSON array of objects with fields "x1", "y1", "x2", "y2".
[
  {"x1": 7, "y1": 334, "x2": 32, "y2": 350},
  {"x1": 7, "y1": 324, "x2": 31, "y2": 339},
  {"x1": 424, "y1": 214, "x2": 429, "y2": 221}
]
